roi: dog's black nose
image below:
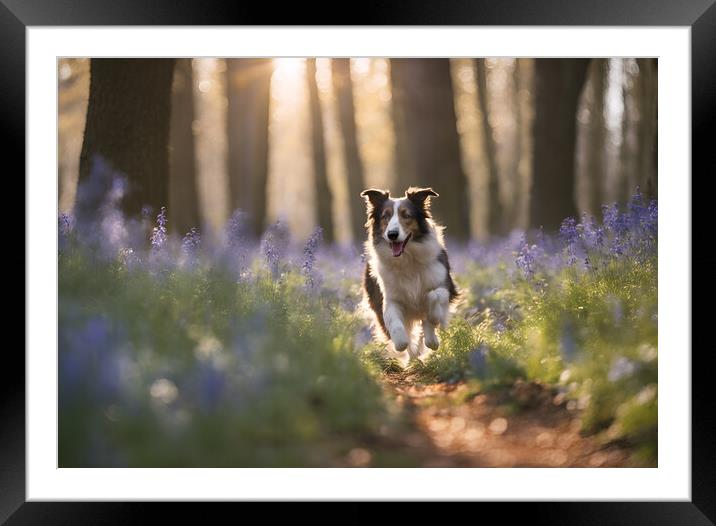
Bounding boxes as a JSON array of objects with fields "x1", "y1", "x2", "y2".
[{"x1": 387, "y1": 230, "x2": 399, "y2": 241}]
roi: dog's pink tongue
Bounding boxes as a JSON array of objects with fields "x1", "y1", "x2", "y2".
[{"x1": 391, "y1": 242, "x2": 403, "y2": 257}]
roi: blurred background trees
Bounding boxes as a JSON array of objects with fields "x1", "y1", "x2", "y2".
[
  {"x1": 169, "y1": 58, "x2": 200, "y2": 235},
  {"x1": 59, "y1": 57, "x2": 658, "y2": 242}
]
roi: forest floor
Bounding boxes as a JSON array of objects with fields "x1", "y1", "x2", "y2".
[{"x1": 353, "y1": 370, "x2": 632, "y2": 468}]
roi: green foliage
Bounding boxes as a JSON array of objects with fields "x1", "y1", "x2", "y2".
[
  {"x1": 59, "y1": 253, "x2": 390, "y2": 467},
  {"x1": 418, "y1": 255, "x2": 658, "y2": 465}
]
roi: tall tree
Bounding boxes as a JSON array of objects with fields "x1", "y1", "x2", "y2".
[
  {"x1": 226, "y1": 58, "x2": 273, "y2": 237},
  {"x1": 306, "y1": 58, "x2": 335, "y2": 243},
  {"x1": 618, "y1": 59, "x2": 639, "y2": 204},
  {"x1": 529, "y1": 59, "x2": 590, "y2": 230},
  {"x1": 169, "y1": 58, "x2": 201, "y2": 235},
  {"x1": 79, "y1": 58, "x2": 175, "y2": 217},
  {"x1": 636, "y1": 58, "x2": 658, "y2": 198},
  {"x1": 332, "y1": 58, "x2": 366, "y2": 243},
  {"x1": 584, "y1": 58, "x2": 608, "y2": 217},
  {"x1": 474, "y1": 59, "x2": 503, "y2": 236},
  {"x1": 514, "y1": 58, "x2": 535, "y2": 231},
  {"x1": 390, "y1": 59, "x2": 470, "y2": 239}
]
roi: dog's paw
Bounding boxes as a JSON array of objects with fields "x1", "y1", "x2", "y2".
[
  {"x1": 390, "y1": 330, "x2": 410, "y2": 352},
  {"x1": 424, "y1": 330, "x2": 440, "y2": 350}
]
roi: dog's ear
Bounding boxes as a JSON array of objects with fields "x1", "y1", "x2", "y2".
[
  {"x1": 360, "y1": 189, "x2": 390, "y2": 211},
  {"x1": 405, "y1": 187, "x2": 438, "y2": 210}
]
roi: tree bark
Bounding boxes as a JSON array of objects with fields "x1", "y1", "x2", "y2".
[
  {"x1": 618, "y1": 59, "x2": 638, "y2": 205},
  {"x1": 514, "y1": 58, "x2": 534, "y2": 231},
  {"x1": 529, "y1": 59, "x2": 590, "y2": 230},
  {"x1": 226, "y1": 58, "x2": 273, "y2": 237},
  {"x1": 390, "y1": 59, "x2": 470, "y2": 239},
  {"x1": 169, "y1": 58, "x2": 201, "y2": 235},
  {"x1": 475, "y1": 59, "x2": 504, "y2": 236},
  {"x1": 636, "y1": 58, "x2": 658, "y2": 199},
  {"x1": 586, "y1": 58, "x2": 607, "y2": 217},
  {"x1": 332, "y1": 59, "x2": 366, "y2": 243},
  {"x1": 79, "y1": 58, "x2": 175, "y2": 218},
  {"x1": 306, "y1": 58, "x2": 335, "y2": 243}
]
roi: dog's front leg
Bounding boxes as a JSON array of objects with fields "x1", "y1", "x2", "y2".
[
  {"x1": 384, "y1": 301, "x2": 409, "y2": 352},
  {"x1": 427, "y1": 287, "x2": 450, "y2": 327},
  {"x1": 423, "y1": 319, "x2": 440, "y2": 350}
]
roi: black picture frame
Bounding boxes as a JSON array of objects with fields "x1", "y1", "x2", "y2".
[{"x1": 5, "y1": 0, "x2": 708, "y2": 522}]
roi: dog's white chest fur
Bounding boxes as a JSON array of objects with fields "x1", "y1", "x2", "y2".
[{"x1": 369, "y1": 237, "x2": 445, "y2": 317}]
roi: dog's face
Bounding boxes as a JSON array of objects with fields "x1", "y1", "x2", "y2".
[{"x1": 361, "y1": 187, "x2": 438, "y2": 257}]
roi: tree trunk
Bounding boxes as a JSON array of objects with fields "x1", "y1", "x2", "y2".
[
  {"x1": 390, "y1": 59, "x2": 470, "y2": 239},
  {"x1": 636, "y1": 58, "x2": 658, "y2": 199},
  {"x1": 332, "y1": 58, "x2": 366, "y2": 243},
  {"x1": 618, "y1": 59, "x2": 638, "y2": 204},
  {"x1": 169, "y1": 58, "x2": 201, "y2": 235},
  {"x1": 474, "y1": 59, "x2": 504, "y2": 236},
  {"x1": 306, "y1": 58, "x2": 335, "y2": 243},
  {"x1": 79, "y1": 58, "x2": 175, "y2": 218},
  {"x1": 515, "y1": 58, "x2": 534, "y2": 231},
  {"x1": 226, "y1": 58, "x2": 273, "y2": 237},
  {"x1": 586, "y1": 58, "x2": 607, "y2": 217},
  {"x1": 529, "y1": 59, "x2": 590, "y2": 230}
]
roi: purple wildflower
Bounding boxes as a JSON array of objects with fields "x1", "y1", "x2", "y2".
[
  {"x1": 150, "y1": 207, "x2": 168, "y2": 250},
  {"x1": 301, "y1": 227, "x2": 323, "y2": 290},
  {"x1": 515, "y1": 236, "x2": 537, "y2": 279},
  {"x1": 261, "y1": 220, "x2": 290, "y2": 278},
  {"x1": 559, "y1": 217, "x2": 580, "y2": 266},
  {"x1": 627, "y1": 187, "x2": 646, "y2": 228},
  {"x1": 58, "y1": 213, "x2": 75, "y2": 251},
  {"x1": 602, "y1": 203, "x2": 629, "y2": 256},
  {"x1": 182, "y1": 227, "x2": 201, "y2": 255},
  {"x1": 59, "y1": 316, "x2": 125, "y2": 403},
  {"x1": 225, "y1": 209, "x2": 250, "y2": 249}
]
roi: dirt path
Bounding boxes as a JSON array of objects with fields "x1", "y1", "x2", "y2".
[{"x1": 380, "y1": 370, "x2": 631, "y2": 468}]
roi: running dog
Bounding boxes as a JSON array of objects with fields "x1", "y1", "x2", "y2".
[{"x1": 361, "y1": 187, "x2": 459, "y2": 362}]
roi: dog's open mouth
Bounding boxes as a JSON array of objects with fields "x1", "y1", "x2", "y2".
[{"x1": 390, "y1": 234, "x2": 411, "y2": 257}]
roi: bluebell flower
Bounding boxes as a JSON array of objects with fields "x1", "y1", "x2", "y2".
[
  {"x1": 150, "y1": 207, "x2": 168, "y2": 250},
  {"x1": 515, "y1": 236, "x2": 537, "y2": 279},
  {"x1": 602, "y1": 203, "x2": 629, "y2": 256},
  {"x1": 58, "y1": 212, "x2": 75, "y2": 251},
  {"x1": 59, "y1": 317, "x2": 125, "y2": 403},
  {"x1": 261, "y1": 220, "x2": 290, "y2": 278},
  {"x1": 301, "y1": 227, "x2": 323, "y2": 290}
]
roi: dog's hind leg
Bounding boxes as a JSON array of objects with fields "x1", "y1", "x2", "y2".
[{"x1": 407, "y1": 321, "x2": 426, "y2": 360}]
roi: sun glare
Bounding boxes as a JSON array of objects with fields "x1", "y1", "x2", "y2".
[{"x1": 273, "y1": 58, "x2": 305, "y2": 82}]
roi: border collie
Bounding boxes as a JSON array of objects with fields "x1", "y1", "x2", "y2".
[{"x1": 361, "y1": 187, "x2": 459, "y2": 362}]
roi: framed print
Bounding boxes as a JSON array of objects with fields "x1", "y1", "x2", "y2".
[{"x1": 5, "y1": 0, "x2": 709, "y2": 521}]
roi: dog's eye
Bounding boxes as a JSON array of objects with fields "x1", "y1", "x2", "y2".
[{"x1": 401, "y1": 211, "x2": 412, "y2": 219}]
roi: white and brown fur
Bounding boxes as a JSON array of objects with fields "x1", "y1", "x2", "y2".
[{"x1": 361, "y1": 187, "x2": 459, "y2": 363}]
